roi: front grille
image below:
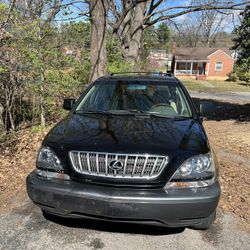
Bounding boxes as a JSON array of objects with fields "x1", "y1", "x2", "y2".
[{"x1": 69, "y1": 151, "x2": 169, "y2": 179}]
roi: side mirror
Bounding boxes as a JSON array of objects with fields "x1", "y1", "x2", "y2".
[
  {"x1": 63, "y1": 98, "x2": 76, "y2": 110},
  {"x1": 199, "y1": 101, "x2": 214, "y2": 116}
]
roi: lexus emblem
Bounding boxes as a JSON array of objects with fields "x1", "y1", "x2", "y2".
[{"x1": 108, "y1": 160, "x2": 124, "y2": 171}]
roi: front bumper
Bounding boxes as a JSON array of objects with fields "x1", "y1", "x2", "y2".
[{"x1": 26, "y1": 171, "x2": 220, "y2": 227}]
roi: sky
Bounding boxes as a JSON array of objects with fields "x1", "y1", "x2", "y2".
[{"x1": 56, "y1": 0, "x2": 244, "y2": 31}]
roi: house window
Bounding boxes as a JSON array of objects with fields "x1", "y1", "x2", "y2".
[
  {"x1": 177, "y1": 62, "x2": 191, "y2": 70},
  {"x1": 215, "y1": 62, "x2": 223, "y2": 71}
]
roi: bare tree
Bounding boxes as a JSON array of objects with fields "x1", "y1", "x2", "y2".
[
  {"x1": 112, "y1": 1, "x2": 148, "y2": 67},
  {"x1": 191, "y1": 0, "x2": 231, "y2": 47},
  {"x1": 171, "y1": 1, "x2": 232, "y2": 48},
  {"x1": 109, "y1": 0, "x2": 247, "y2": 66},
  {"x1": 47, "y1": 0, "x2": 247, "y2": 81},
  {"x1": 88, "y1": 0, "x2": 109, "y2": 82}
]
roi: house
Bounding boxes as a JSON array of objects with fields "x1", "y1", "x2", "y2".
[
  {"x1": 148, "y1": 49, "x2": 171, "y2": 72},
  {"x1": 171, "y1": 46, "x2": 235, "y2": 80}
]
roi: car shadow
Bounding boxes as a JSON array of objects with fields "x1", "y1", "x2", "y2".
[
  {"x1": 44, "y1": 214, "x2": 185, "y2": 235},
  {"x1": 192, "y1": 98, "x2": 250, "y2": 122},
  {"x1": 238, "y1": 82, "x2": 250, "y2": 87}
]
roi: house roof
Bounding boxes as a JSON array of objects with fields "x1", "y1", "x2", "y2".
[{"x1": 175, "y1": 47, "x2": 232, "y2": 61}]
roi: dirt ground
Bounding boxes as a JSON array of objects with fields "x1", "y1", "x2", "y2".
[
  {"x1": 0, "y1": 129, "x2": 46, "y2": 211},
  {"x1": 204, "y1": 120, "x2": 250, "y2": 231},
  {"x1": 0, "y1": 98, "x2": 249, "y2": 232}
]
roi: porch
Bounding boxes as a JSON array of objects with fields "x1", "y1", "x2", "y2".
[{"x1": 174, "y1": 61, "x2": 208, "y2": 79}]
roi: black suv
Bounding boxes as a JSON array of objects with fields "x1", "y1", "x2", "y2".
[{"x1": 26, "y1": 73, "x2": 220, "y2": 229}]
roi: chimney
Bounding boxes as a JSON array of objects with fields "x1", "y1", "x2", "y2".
[
  {"x1": 170, "y1": 42, "x2": 176, "y2": 74},
  {"x1": 172, "y1": 42, "x2": 176, "y2": 56}
]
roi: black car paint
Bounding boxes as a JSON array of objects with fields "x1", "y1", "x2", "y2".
[
  {"x1": 43, "y1": 112, "x2": 209, "y2": 187},
  {"x1": 26, "y1": 75, "x2": 220, "y2": 228},
  {"x1": 36, "y1": 76, "x2": 210, "y2": 187}
]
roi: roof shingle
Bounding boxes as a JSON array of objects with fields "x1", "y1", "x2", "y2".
[{"x1": 175, "y1": 47, "x2": 232, "y2": 61}]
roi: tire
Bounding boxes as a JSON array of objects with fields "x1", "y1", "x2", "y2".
[{"x1": 191, "y1": 211, "x2": 216, "y2": 230}]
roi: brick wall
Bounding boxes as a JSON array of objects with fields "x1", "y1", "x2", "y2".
[{"x1": 208, "y1": 50, "x2": 234, "y2": 78}]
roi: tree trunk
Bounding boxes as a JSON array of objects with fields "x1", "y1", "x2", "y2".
[
  {"x1": 121, "y1": 2, "x2": 147, "y2": 68},
  {"x1": 0, "y1": 104, "x2": 5, "y2": 134},
  {"x1": 8, "y1": 108, "x2": 15, "y2": 131},
  {"x1": 89, "y1": 0, "x2": 108, "y2": 82},
  {"x1": 40, "y1": 81, "x2": 45, "y2": 127}
]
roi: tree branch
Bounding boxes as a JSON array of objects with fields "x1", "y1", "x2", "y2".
[
  {"x1": 147, "y1": 0, "x2": 164, "y2": 16},
  {"x1": 46, "y1": 0, "x2": 64, "y2": 23},
  {"x1": 112, "y1": 0, "x2": 148, "y2": 34},
  {"x1": 110, "y1": 0, "x2": 120, "y2": 20},
  {"x1": 42, "y1": 0, "x2": 87, "y2": 13},
  {"x1": 145, "y1": 2, "x2": 247, "y2": 21},
  {"x1": 0, "y1": 0, "x2": 16, "y2": 29},
  {"x1": 54, "y1": 13, "x2": 89, "y2": 22},
  {"x1": 146, "y1": 2, "x2": 248, "y2": 26}
]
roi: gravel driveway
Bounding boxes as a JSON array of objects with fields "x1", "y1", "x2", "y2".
[
  {"x1": 0, "y1": 193, "x2": 249, "y2": 250},
  {"x1": 190, "y1": 91, "x2": 250, "y2": 102},
  {"x1": 1, "y1": 91, "x2": 249, "y2": 250}
]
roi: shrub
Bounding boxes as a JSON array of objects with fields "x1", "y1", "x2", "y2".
[
  {"x1": 235, "y1": 62, "x2": 250, "y2": 83},
  {"x1": 227, "y1": 72, "x2": 239, "y2": 82}
]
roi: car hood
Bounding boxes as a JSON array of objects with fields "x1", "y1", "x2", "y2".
[{"x1": 44, "y1": 114, "x2": 209, "y2": 156}]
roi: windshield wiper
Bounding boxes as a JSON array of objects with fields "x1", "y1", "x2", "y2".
[
  {"x1": 74, "y1": 110, "x2": 190, "y2": 120},
  {"x1": 74, "y1": 110, "x2": 138, "y2": 116},
  {"x1": 74, "y1": 110, "x2": 112, "y2": 115},
  {"x1": 147, "y1": 112, "x2": 191, "y2": 120},
  {"x1": 114, "y1": 110, "x2": 153, "y2": 116}
]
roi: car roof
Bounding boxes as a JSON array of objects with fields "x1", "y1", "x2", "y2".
[{"x1": 98, "y1": 75, "x2": 179, "y2": 84}]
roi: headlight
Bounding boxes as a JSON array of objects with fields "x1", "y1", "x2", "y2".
[
  {"x1": 164, "y1": 153, "x2": 216, "y2": 189},
  {"x1": 37, "y1": 146, "x2": 63, "y2": 171},
  {"x1": 36, "y1": 146, "x2": 70, "y2": 180}
]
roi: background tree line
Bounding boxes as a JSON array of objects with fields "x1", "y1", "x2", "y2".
[{"x1": 0, "y1": 0, "x2": 249, "y2": 135}]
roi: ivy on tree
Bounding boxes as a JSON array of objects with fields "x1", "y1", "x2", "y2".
[{"x1": 233, "y1": 5, "x2": 250, "y2": 82}]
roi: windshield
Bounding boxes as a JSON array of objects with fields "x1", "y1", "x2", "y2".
[{"x1": 75, "y1": 81, "x2": 192, "y2": 118}]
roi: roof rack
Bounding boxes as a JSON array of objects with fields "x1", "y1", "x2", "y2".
[
  {"x1": 165, "y1": 71, "x2": 175, "y2": 77},
  {"x1": 110, "y1": 72, "x2": 151, "y2": 76},
  {"x1": 109, "y1": 71, "x2": 174, "y2": 77}
]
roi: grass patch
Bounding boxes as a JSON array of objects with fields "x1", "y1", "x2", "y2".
[
  {"x1": 31, "y1": 124, "x2": 53, "y2": 133},
  {"x1": 182, "y1": 79, "x2": 250, "y2": 93}
]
